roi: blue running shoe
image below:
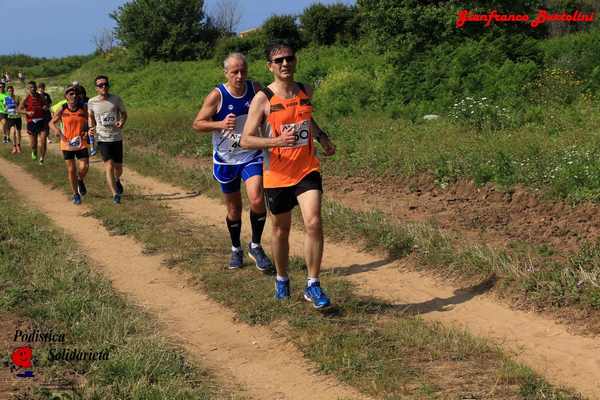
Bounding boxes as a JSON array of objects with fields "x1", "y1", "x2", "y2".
[
  {"x1": 248, "y1": 244, "x2": 274, "y2": 273},
  {"x1": 113, "y1": 193, "x2": 121, "y2": 204},
  {"x1": 72, "y1": 193, "x2": 82, "y2": 205},
  {"x1": 303, "y1": 282, "x2": 331, "y2": 309},
  {"x1": 229, "y1": 248, "x2": 243, "y2": 269},
  {"x1": 275, "y1": 279, "x2": 290, "y2": 300}
]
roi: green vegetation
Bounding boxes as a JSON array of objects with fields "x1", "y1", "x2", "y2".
[
  {"x1": 0, "y1": 175, "x2": 235, "y2": 399},
  {"x1": 0, "y1": 149, "x2": 583, "y2": 399},
  {"x1": 0, "y1": 54, "x2": 93, "y2": 80},
  {"x1": 110, "y1": 0, "x2": 220, "y2": 62}
]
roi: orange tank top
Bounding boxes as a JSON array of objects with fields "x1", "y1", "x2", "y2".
[
  {"x1": 60, "y1": 104, "x2": 88, "y2": 152},
  {"x1": 262, "y1": 83, "x2": 320, "y2": 188}
]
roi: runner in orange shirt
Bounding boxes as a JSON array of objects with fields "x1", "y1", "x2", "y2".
[
  {"x1": 241, "y1": 42, "x2": 336, "y2": 309},
  {"x1": 49, "y1": 85, "x2": 89, "y2": 205}
]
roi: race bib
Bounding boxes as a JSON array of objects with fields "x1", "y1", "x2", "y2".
[
  {"x1": 217, "y1": 130, "x2": 242, "y2": 153},
  {"x1": 100, "y1": 111, "x2": 117, "y2": 128},
  {"x1": 282, "y1": 120, "x2": 310, "y2": 148},
  {"x1": 68, "y1": 136, "x2": 82, "y2": 149}
]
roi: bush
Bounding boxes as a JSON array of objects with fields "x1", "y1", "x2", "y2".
[
  {"x1": 262, "y1": 15, "x2": 303, "y2": 52},
  {"x1": 110, "y1": 0, "x2": 220, "y2": 61},
  {"x1": 214, "y1": 30, "x2": 266, "y2": 65},
  {"x1": 299, "y1": 3, "x2": 359, "y2": 46},
  {"x1": 314, "y1": 69, "x2": 378, "y2": 117}
]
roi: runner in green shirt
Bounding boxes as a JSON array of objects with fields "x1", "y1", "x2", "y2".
[{"x1": 0, "y1": 82, "x2": 8, "y2": 144}]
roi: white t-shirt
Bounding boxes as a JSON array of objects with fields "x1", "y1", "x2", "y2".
[{"x1": 88, "y1": 94, "x2": 127, "y2": 142}]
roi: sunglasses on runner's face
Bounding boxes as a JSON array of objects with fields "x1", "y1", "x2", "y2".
[
  {"x1": 96, "y1": 83, "x2": 109, "y2": 88},
  {"x1": 270, "y1": 55, "x2": 295, "y2": 64},
  {"x1": 66, "y1": 91, "x2": 76, "y2": 96}
]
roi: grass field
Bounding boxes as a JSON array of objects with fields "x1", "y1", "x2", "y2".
[
  {"x1": 0, "y1": 174, "x2": 238, "y2": 399},
  {"x1": 0, "y1": 137, "x2": 584, "y2": 399}
]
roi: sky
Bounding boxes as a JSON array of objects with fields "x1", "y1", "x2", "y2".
[{"x1": 0, "y1": 0, "x2": 355, "y2": 58}]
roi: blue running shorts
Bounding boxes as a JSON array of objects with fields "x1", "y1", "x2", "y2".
[{"x1": 213, "y1": 156, "x2": 263, "y2": 193}]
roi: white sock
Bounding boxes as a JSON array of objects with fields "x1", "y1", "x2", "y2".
[
  {"x1": 250, "y1": 242, "x2": 260, "y2": 249},
  {"x1": 231, "y1": 246, "x2": 242, "y2": 252},
  {"x1": 307, "y1": 277, "x2": 319, "y2": 286},
  {"x1": 276, "y1": 275, "x2": 288, "y2": 282}
]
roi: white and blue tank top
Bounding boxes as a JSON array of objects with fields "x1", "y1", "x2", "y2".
[{"x1": 212, "y1": 80, "x2": 262, "y2": 165}]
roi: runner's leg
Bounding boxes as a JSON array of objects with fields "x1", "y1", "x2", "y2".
[
  {"x1": 78, "y1": 157, "x2": 89, "y2": 181},
  {"x1": 224, "y1": 191, "x2": 243, "y2": 247},
  {"x1": 29, "y1": 132, "x2": 38, "y2": 158},
  {"x1": 244, "y1": 175, "x2": 267, "y2": 244},
  {"x1": 296, "y1": 189, "x2": 324, "y2": 280},
  {"x1": 65, "y1": 159, "x2": 77, "y2": 194},
  {"x1": 270, "y1": 211, "x2": 292, "y2": 279},
  {"x1": 105, "y1": 160, "x2": 117, "y2": 195},
  {"x1": 39, "y1": 131, "x2": 47, "y2": 161}
]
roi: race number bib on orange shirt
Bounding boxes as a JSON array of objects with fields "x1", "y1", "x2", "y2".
[{"x1": 282, "y1": 119, "x2": 310, "y2": 148}]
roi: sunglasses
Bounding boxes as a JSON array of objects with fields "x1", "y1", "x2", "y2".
[
  {"x1": 96, "y1": 83, "x2": 109, "y2": 88},
  {"x1": 66, "y1": 91, "x2": 76, "y2": 96},
  {"x1": 270, "y1": 55, "x2": 295, "y2": 64}
]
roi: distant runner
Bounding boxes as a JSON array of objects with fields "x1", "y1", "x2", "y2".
[
  {"x1": 49, "y1": 85, "x2": 89, "y2": 205},
  {"x1": 18, "y1": 81, "x2": 49, "y2": 163},
  {"x1": 88, "y1": 75, "x2": 127, "y2": 204},
  {"x1": 6, "y1": 85, "x2": 22, "y2": 154},
  {"x1": 241, "y1": 42, "x2": 337, "y2": 309},
  {"x1": 192, "y1": 53, "x2": 274, "y2": 272},
  {"x1": 0, "y1": 82, "x2": 8, "y2": 144},
  {"x1": 38, "y1": 83, "x2": 53, "y2": 144}
]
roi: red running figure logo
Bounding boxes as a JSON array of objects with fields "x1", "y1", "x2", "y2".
[{"x1": 10, "y1": 346, "x2": 34, "y2": 378}]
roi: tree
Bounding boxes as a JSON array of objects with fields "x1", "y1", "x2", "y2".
[
  {"x1": 211, "y1": 0, "x2": 242, "y2": 35},
  {"x1": 299, "y1": 3, "x2": 359, "y2": 46},
  {"x1": 93, "y1": 28, "x2": 117, "y2": 55},
  {"x1": 110, "y1": 0, "x2": 220, "y2": 61},
  {"x1": 262, "y1": 15, "x2": 302, "y2": 51}
]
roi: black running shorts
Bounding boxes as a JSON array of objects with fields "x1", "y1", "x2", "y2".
[
  {"x1": 264, "y1": 171, "x2": 323, "y2": 215},
  {"x1": 97, "y1": 141, "x2": 123, "y2": 163},
  {"x1": 7, "y1": 118, "x2": 21, "y2": 131},
  {"x1": 27, "y1": 120, "x2": 45, "y2": 136},
  {"x1": 62, "y1": 148, "x2": 89, "y2": 160}
]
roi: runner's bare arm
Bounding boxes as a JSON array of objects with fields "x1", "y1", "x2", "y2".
[
  {"x1": 49, "y1": 109, "x2": 63, "y2": 138},
  {"x1": 192, "y1": 89, "x2": 232, "y2": 133},
  {"x1": 241, "y1": 91, "x2": 295, "y2": 149},
  {"x1": 88, "y1": 108, "x2": 96, "y2": 135},
  {"x1": 17, "y1": 98, "x2": 29, "y2": 116},
  {"x1": 302, "y1": 84, "x2": 335, "y2": 156},
  {"x1": 115, "y1": 110, "x2": 127, "y2": 129}
]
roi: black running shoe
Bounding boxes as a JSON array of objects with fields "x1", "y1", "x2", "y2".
[
  {"x1": 115, "y1": 179, "x2": 124, "y2": 195},
  {"x1": 77, "y1": 179, "x2": 87, "y2": 196}
]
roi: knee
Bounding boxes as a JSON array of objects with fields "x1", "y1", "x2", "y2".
[
  {"x1": 272, "y1": 223, "x2": 291, "y2": 239},
  {"x1": 226, "y1": 204, "x2": 242, "y2": 220},
  {"x1": 248, "y1": 193, "x2": 264, "y2": 211},
  {"x1": 304, "y1": 216, "x2": 323, "y2": 236}
]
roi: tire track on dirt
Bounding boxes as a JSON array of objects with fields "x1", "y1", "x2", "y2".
[
  {"x1": 0, "y1": 157, "x2": 369, "y2": 400},
  {"x1": 114, "y1": 165, "x2": 599, "y2": 398}
]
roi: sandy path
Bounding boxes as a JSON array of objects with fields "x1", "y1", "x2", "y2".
[
  {"x1": 115, "y1": 166, "x2": 599, "y2": 398},
  {"x1": 0, "y1": 157, "x2": 368, "y2": 400}
]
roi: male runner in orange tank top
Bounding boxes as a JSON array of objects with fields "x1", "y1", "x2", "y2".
[
  {"x1": 241, "y1": 42, "x2": 336, "y2": 310},
  {"x1": 49, "y1": 85, "x2": 89, "y2": 205}
]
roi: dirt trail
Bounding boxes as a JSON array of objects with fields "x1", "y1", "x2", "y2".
[
  {"x1": 0, "y1": 157, "x2": 369, "y2": 400},
  {"x1": 112, "y1": 166, "x2": 600, "y2": 398}
]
